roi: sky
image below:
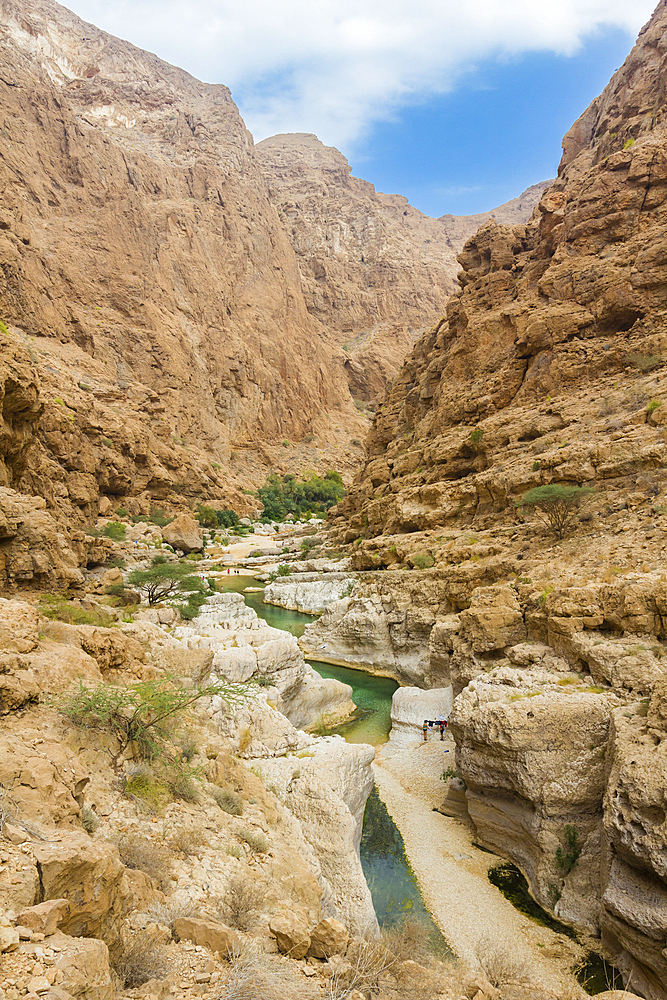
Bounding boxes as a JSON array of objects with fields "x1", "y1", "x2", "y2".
[{"x1": 64, "y1": 0, "x2": 656, "y2": 216}]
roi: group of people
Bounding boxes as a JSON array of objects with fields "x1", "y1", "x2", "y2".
[{"x1": 423, "y1": 718, "x2": 448, "y2": 741}]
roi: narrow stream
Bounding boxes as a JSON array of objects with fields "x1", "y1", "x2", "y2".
[
  {"x1": 221, "y1": 575, "x2": 446, "y2": 948},
  {"x1": 221, "y1": 574, "x2": 619, "y2": 988}
]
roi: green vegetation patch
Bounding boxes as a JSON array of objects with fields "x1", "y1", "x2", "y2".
[{"x1": 256, "y1": 470, "x2": 346, "y2": 521}]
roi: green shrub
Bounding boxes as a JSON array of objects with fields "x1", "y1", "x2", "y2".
[
  {"x1": 0, "y1": 320, "x2": 8, "y2": 337},
  {"x1": 469, "y1": 428, "x2": 484, "y2": 444},
  {"x1": 61, "y1": 676, "x2": 241, "y2": 764},
  {"x1": 102, "y1": 521, "x2": 126, "y2": 541},
  {"x1": 38, "y1": 594, "x2": 116, "y2": 628},
  {"x1": 555, "y1": 824, "x2": 581, "y2": 874},
  {"x1": 105, "y1": 556, "x2": 126, "y2": 569},
  {"x1": 623, "y1": 138, "x2": 636, "y2": 149},
  {"x1": 127, "y1": 556, "x2": 206, "y2": 606},
  {"x1": 256, "y1": 470, "x2": 345, "y2": 520},
  {"x1": 515, "y1": 484, "x2": 596, "y2": 538},
  {"x1": 81, "y1": 805, "x2": 99, "y2": 834},
  {"x1": 276, "y1": 563, "x2": 291, "y2": 577},
  {"x1": 648, "y1": 399, "x2": 662, "y2": 414},
  {"x1": 196, "y1": 503, "x2": 219, "y2": 528},
  {"x1": 413, "y1": 553, "x2": 435, "y2": 570},
  {"x1": 626, "y1": 352, "x2": 661, "y2": 372}
]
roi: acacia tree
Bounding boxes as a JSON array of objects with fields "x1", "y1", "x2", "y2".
[
  {"x1": 127, "y1": 555, "x2": 205, "y2": 606},
  {"x1": 515, "y1": 485, "x2": 595, "y2": 538}
]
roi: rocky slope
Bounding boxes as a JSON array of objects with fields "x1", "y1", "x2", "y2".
[
  {"x1": 257, "y1": 133, "x2": 546, "y2": 407},
  {"x1": 0, "y1": 0, "x2": 546, "y2": 590},
  {"x1": 310, "y1": 1, "x2": 667, "y2": 994}
]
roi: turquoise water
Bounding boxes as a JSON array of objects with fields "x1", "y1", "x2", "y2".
[{"x1": 218, "y1": 575, "x2": 447, "y2": 949}]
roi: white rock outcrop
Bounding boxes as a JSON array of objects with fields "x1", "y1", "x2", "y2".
[
  {"x1": 250, "y1": 726, "x2": 378, "y2": 938},
  {"x1": 175, "y1": 592, "x2": 355, "y2": 729},
  {"x1": 264, "y1": 575, "x2": 355, "y2": 614}
]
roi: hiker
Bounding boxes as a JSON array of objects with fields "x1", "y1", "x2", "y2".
[
  {"x1": 423, "y1": 720, "x2": 428, "y2": 742},
  {"x1": 439, "y1": 720, "x2": 446, "y2": 740},
  {"x1": 227, "y1": 568, "x2": 230, "y2": 575}
]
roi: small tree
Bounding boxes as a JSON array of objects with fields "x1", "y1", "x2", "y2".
[
  {"x1": 127, "y1": 556, "x2": 205, "y2": 606},
  {"x1": 515, "y1": 485, "x2": 595, "y2": 538},
  {"x1": 62, "y1": 676, "x2": 247, "y2": 764}
]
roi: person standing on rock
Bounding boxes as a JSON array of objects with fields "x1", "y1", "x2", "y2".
[
  {"x1": 423, "y1": 720, "x2": 428, "y2": 742},
  {"x1": 439, "y1": 719, "x2": 447, "y2": 740}
]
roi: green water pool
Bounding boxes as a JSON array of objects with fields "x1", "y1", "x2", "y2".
[{"x1": 219, "y1": 576, "x2": 446, "y2": 945}]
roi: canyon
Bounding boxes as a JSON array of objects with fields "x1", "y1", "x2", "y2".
[{"x1": 2, "y1": 0, "x2": 667, "y2": 997}]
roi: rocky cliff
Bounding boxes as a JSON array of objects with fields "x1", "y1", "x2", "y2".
[
  {"x1": 0, "y1": 0, "x2": 546, "y2": 589},
  {"x1": 257, "y1": 133, "x2": 547, "y2": 407},
  {"x1": 318, "y1": 1, "x2": 667, "y2": 993}
]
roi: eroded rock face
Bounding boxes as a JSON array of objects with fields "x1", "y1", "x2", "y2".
[
  {"x1": 601, "y1": 683, "x2": 667, "y2": 999},
  {"x1": 250, "y1": 728, "x2": 377, "y2": 937},
  {"x1": 176, "y1": 592, "x2": 355, "y2": 729},
  {"x1": 330, "y1": 1, "x2": 667, "y2": 549}
]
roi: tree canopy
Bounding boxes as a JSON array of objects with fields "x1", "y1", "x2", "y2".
[
  {"x1": 516, "y1": 484, "x2": 595, "y2": 538},
  {"x1": 256, "y1": 471, "x2": 346, "y2": 521}
]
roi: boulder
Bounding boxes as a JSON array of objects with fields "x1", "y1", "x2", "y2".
[
  {"x1": 269, "y1": 910, "x2": 311, "y2": 959},
  {"x1": 459, "y1": 584, "x2": 526, "y2": 652},
  {"x1": 18, "y1": 899, "x2": 71, "y2": 936},
  {"x1": 51, "y1": 932, "x2": 114, "y2": 1000},
  {"x1": 173, "y1": 916, "x2": 240, "y2": 958},
  {"x1": 32, "y1": 837, "x2": 126, "y2": 944},
  {"x1": 307, "y1": 917, "x2": 348, "y2": 958},
  {"x1": 162, "y1": 514, "x2": 203, "y2": 553},
  {"x1": 0, "y1": 912, "x2": 19, "y2": 952}
]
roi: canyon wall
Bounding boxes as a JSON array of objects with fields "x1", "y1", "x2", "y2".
[
  {"x1": 322, "y1": 2, "x2": 667, "y2": 994},
  {"x1": 0, "y1": 0, "x2": 545, "y2": 588}
]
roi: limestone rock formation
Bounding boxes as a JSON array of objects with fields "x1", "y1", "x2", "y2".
[
  {"x1": 175, "y1": 591, "x2": 355, "y2": 729},
  {"x1": 331, "y1": 0, "x2": 667, "y2": 548},
  {"x1": 256, "y1": 133, "x2": 458, "y2": 405}
]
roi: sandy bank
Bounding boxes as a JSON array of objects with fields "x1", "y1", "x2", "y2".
[{"x1": 373, "y1": 732, "x2": 584, "y2": 992}]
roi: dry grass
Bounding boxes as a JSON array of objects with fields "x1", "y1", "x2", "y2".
[
  {"x1": 325, "y1": 934, "x2": 396, "y2": 1000},
  {"x1": 211, "y1": 785, "x2": 244, "y2": 815},
  {"x1": 382, "y1": 918, "x2": 434, "y2": 966},
  {"x1": 167, "y1": 822, "x2": 207, "y2": 856},
  {"x1": 476, "y1": 933, "x2": 532, "y2": 987},
  {"x1": 111, "y1": 930, "x2": 169, "y2": 988},
  {"x1": 218, "y1": 943, "x2": 318, "y2": 1000},
  {"x1": 218, "y1": 875, "x2": 265, "y2": 932},
  {"x1": 239, "y1": 828, "x2": 268, "y2": 853},
  {"x1": 115, "y1": 831, "x2": 173, "y2": 890},
  {"x1": 146, "y1": 898, "x2": 200, "y2": 932}
]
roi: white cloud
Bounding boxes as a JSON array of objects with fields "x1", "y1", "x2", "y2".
[{"x1": 65, "y1": 0, "x2": 656, "y2": 148}]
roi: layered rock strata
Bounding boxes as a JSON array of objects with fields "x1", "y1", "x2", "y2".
[{"x1": 174, "y1": 591, "x2": 355, "y2": 729}]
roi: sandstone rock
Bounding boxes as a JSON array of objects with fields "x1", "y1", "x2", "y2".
[
  {"x1": 3, "y1": 822, "x2": 28, "y2": 844},
  {"x1": 162, "y1": 515, "x2": 203, "y2": 554},
  {"x1": 307, "y1": 917, "x2": 348, "y2": 958},
  {"x1": 173, "y1": 917, "x2": 240, "y2": 958},
  {"x1": 32, "y1": 838, "x2": 126, "y2": 944},
  {"x1": 0, "y1": 913, "x2": 19, "y2": 952},
  {"x1": 269, "y1": 910, "x2": 311, "y2": 959},
  {"x1": 50, "y1": 932, "x2": 114, "y2": 1000},
  {"x1": 459, "y1": 585, "x2": 526, "y2": 653},
  {"x1": 18, "y1": 899, "x2": 71, "y2": 936},
  {"x1": 99, "y1": 568, "x2": 123, "y2": 589},
  {"x1": 0, "y1": 599, "x2": 40, "y2": 653}
]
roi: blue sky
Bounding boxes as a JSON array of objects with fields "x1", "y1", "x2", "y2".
[
  {"x1": 65, "y1": 0, "x2": 655, "y2": 216},
  {"x1": 349, "y1": 27, "x2": 638, "y2": 215}
]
